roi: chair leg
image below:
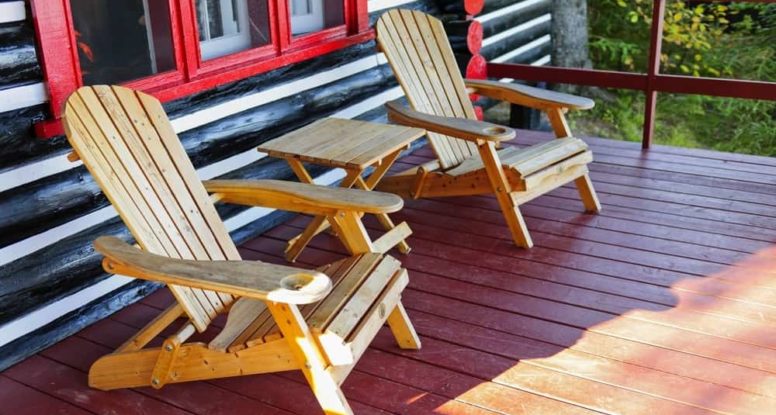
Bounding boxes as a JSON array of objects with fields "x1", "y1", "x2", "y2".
[
  {"x1": 499, "y1": 198, "x2": 534, "y2": 248},
  {"x1": 268, "y1": 302, "x2": 353, "y2": 415},
  {"x1": 386, "y1": 302, "x2": 421, "y2": 349},
  {"x1": 574, "y1": 173, "x2": 602, "y2": 213},
  {"x1": 477, "y1": 141, "x2": 534, "y2": 248}
]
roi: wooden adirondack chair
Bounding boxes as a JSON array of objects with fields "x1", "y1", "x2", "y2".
[
  {"x1": 63, "y1": 85, "x2": 420, "y2": 415},
  {"x1": 375, "y1": 9, "x2": 601, "y2": 248}
]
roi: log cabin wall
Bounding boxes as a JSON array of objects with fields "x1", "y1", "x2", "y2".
[{"x1": 0, "y1": 0, "x2": 552, "y2": 369}]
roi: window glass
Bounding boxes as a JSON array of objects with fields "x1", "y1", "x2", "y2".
[
  {"x1": 70, "y1": 0, "x2": 175, "y2": 85},
  {"x1": 195, "y1": 0, "x2": 271, "y2": 60},
  {"x1": 289, "y1": 0, "x2": 344, "y2": 35}
]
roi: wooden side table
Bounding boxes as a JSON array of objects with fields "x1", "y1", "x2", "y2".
[{"x1": 258, "y1": 118, "x2": 426, "y2": 262}]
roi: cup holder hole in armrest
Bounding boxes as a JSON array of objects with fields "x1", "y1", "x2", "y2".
[{"x1": 483, "y1": 127, "x2": 509, "y2": 135}]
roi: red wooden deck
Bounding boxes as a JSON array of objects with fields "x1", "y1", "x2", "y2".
[{"x1": 3, "y1": 131, "x2": 776, "y2": 414}]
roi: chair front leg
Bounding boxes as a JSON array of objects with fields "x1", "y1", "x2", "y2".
[
  {"x1": 267, "y1": 302, "x2": 353, "y2": 415},
  {"x1": 477, "y1": 141, "x2": 534, "y2": 248}
]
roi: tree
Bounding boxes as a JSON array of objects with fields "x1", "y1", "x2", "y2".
[{"x1": 551, "y1": 0, "x2": 592, "y2": 70}]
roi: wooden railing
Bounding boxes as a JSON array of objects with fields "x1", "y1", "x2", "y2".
[{"x1": 486, "y1": 0, "x2": 776, "y2": 149}]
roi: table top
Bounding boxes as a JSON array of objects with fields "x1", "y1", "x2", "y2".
[{"x1": 257, "y1": 118, "x2": 426, "y2": 170}]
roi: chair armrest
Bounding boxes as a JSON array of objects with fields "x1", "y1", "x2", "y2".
[
  {"x1": 465, "y1": 79, "x2": 595, "y2": 111},
  {"x1": 203, "y1": 179, "x2": 403, "y2": 215},
  {"x1": 385, "y1": 101, "x2": 515, "y2": 143},
  {"x1": 95, "y1": 236, "x2": 332, "y2": 304}
]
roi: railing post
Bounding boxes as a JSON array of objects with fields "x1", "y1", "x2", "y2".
[{"x1": 642, "y1": 0, "x2": 666, "y2": 149}]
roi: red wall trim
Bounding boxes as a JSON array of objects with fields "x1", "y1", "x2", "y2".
[{"x1": 29, "y1": 0, "x2": 80, "y2": 119}]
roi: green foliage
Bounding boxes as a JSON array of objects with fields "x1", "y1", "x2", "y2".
[{"x1": 574, "y1": 0, "x2": 776, "y2": 156}]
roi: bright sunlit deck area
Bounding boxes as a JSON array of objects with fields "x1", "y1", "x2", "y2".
[{"x1": 2, "y1": 130, "x2": 775, "y2": 415}]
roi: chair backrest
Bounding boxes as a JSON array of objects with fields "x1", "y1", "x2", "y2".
[
  {"x1": 376, "y1": 9, "x2": 480, "y2": 169},
  {"x1": 63, "y1": 85, "x2": 240, "y2": 332}
]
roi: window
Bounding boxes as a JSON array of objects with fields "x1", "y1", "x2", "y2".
[
  {"x1": 70, "y1": 0, "x2": 176, "y2": 85},
  {"x1": 289, "y1": 0, "x2": 343, "y2": 35},
  {"x1": 196, "y1": 0, "x2": 271, "y2": 60},
  {"x1": 30, "y1": 0, "x2": 371, "y2": 137}
]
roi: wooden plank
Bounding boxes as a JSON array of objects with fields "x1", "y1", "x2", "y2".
[
  {"x1": 289, "y1": 217, "x2": 776, "y2": 329},
  {"x1": 0, "y1": 376, "x2": 91, "y2": 415},
  {"x1": 136, "y1": 91, "x2": 239, "y2": 260},
  {"x1": 256, "y1": 230, "x2": 776, "y2": 373},
  {"x1": 354, "y1": 349, "x2": 599, "y2": 415},
  {"x1": 41, "y1": 331, "x2": 295, "y2": 415},
  {"x1": 402, "y1": 309, "x2": 776, "y2": 414},
  {"x1": 242, "y1": 238, "x2": 776, "y2": 409},
  {"x1": 4, "y1": 355, "x2": 192, "y2": 415},
  {"x1": 306, "y1": 254, "x2": 383, "y2": 329},
  {"x1": 258, "y1": 118, "x2": 423, "y2": 170},
  {"x1": 275, "y1": 217, "x2": 776, "y2": 311},
  {"x1": 401, "y1": 9, "x2": 474, "y2": 161},
  {"x1": 318, "y1": 256, "x2": 401, "y2": 342},
  {"x1": 208, "y1": 298, "x2": 266, "y2": 352},
  {"x1": 395, "y1": 154, "x2": 776, "y2": 243},
  {"x1": 376, "y1": 10, "x2": 459, "y2": 167},
  {"x1": 64, "y1": 90, "x2": 215, "y2": 329}
]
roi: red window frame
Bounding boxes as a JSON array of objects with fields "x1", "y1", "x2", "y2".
[{"x1": 29, "y1": 0, "x2": 372, "y2": 138}]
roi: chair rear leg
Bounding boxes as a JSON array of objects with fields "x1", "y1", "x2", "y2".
[
  {"x1": 386, "y1": 302, "x2": 421, "y2": 349},
  {"x1": 574, "y1": 173, "x2": 601, "y2": 213}
]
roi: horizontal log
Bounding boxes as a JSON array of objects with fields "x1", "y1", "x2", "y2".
[
  {"x1": 493, "y1": 41, "x2": 551, "y2": 66},
  {"x1": 0, "y1": 103, "x2": 411, "y2": 326},
  {"x1": 447, "y1": 19, "x2": 483, "y2": 55},
  {"x1": 481, "y1": 0, "x2": 525, "y2": 16},
  {"x1": 0, "y1": 20, "x2": 41, "y2": 89},
  {"x1": 0, "y1": 146, "x2": 346, "y2": 321},
  {"x1": 0, "y1": 40, "x2": 379, "y2": 172},
  {"x1": 466, "y1": 54, "x2": 488, "y2": 79},
  {"x1": 0, "y1": 218, "x2": 131, "y2": 325},
  {"x1": 454, "y1": 53, "x2": 487, "y2": 79},
  {"x1": 437, "y1": 0, "x2": 485, "y2": 16},
  {"x1": 0, "y1": 64, "x2": 398, "y2": 248},
  {"x1": 0, "y1": 0, "x2": 434, "y2": 169},
  {"x1": 481, "y1": 0, "x2": 550, "y2": 38},
  {"x1": 0, "y1": 279, "x2": 160, "y2": 372},
  {"x1": 0, "y1": 105, "x2": 68, "y2": 173},
  {"x1": 480, "y1": 18, "x2": 550, "y2": 61}
]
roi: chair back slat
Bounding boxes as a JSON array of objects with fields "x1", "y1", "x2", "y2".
[
  {"x1": 64, "y1": 85, "x2": 239, "y2": 331},
  {"x1": 376, "y1": 9, "x2": 479, "y2": 169}
]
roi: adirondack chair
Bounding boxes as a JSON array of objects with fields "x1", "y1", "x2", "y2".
[
  {"x1": 63, "y1": 85, "x2": 420, "y2": 415},
  {"x1": 375, "y1": 9, "x2": 601, "y2": 248}
]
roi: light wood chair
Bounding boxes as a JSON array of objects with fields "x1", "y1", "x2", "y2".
[
  {"x1": 63, "y1": 85, "x2": 420, "y2": 415},
  {"x1": 375, "y1": 9, "x2": 602, "y2": 248}
]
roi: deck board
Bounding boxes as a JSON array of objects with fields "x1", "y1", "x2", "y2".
[{"x1": 3, "y1": 132, "x2": 776, "y2": 414}]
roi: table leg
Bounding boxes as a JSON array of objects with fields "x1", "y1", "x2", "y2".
[
  {"x1": 356, "y1": 148, "x2": 412, "y2": 254},
  {"x1": 284, "y1": 162, "x2": 361, "y2": 262},
  {"x1": 284, "y1": 215, "x2": 328, "y2": 262},
  {"x1": 284, "y1": 159, "x2": 326, "y2": 262}
]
